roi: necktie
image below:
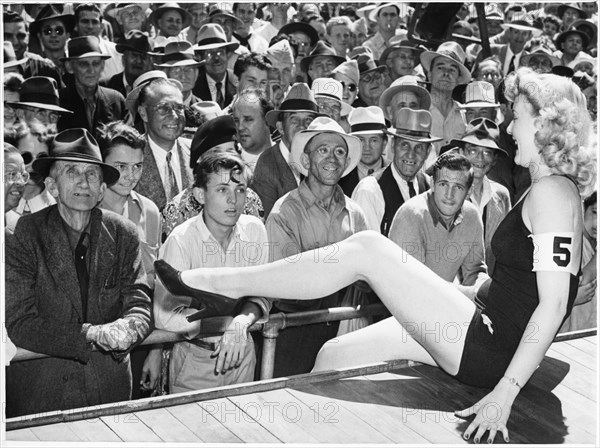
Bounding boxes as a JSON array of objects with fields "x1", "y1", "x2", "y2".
[
  {"x1": 408, "y1": 181, "x2": 417, "y2": 198},
  {"x1": 233, "y1": 32, "x2": 251, "y2": 50},
  {"x1": 507, "y1": 54, "x2": 516, "y2": 75},
  {"x1": 75, "y1": 232, "x2": 89, "y2": 320},
  {"x1": 215, "y1": 81, "x2": 224, "y2": 108},
  {"x1": 367, "y1": 169, "x2": 374, "y2": 175},
  {"x1": 22, "y1": 201, "x2": 31, "y2": 215},
  {"x1": 165, "y1": 151, "x2": 178, "y2": 201}
]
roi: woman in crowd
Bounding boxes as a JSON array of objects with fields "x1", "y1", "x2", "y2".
[
  {"x1": 156, "y1": 68, "x2": 595, "y2": 442},
  {"x1": 96, "y1": 121, "x2": 163, "y2": 398}
]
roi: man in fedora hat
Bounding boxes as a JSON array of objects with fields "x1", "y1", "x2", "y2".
[
  {"x1": 363, "y1": 3, "x2": 413, "y2": 60},
  {"x1": 520, "y1": 44, "x2": 562, "y2": 74},
  {"x1": 311, "y1": 77, "x2": 352, "y2": 127},
  {"x1": 134, "y1": 77, "x2": 193, "y2": 211},
  {"x1": 453, "y1": 80, "x2": 503, "y2": 125},
  {"x1": 3, "y1": 10, "x2": 62, "y2": 86},
  {"x1": 277, "y1": 21, "x2": 320, "y2": 69},
  {"x1": 331, "y1": 60, "x2": 360, "y2": 107},
  {"x1": 30, "y1": 4, "x2": 75, "y2": 76},
  {"x1": 554, "y1": 26, "x2": 590, "y2": 66},
  {"x1": 74, "y1": 4, "x2": 123, "y2": 81},
  {"x1": 340, "y1": 106, "x2": 390, "y2": 197},
  {"x1": 58, "y1": 36, "x2": 126, "y2": 136},
  {"x1": 155, "y1": 40, "x2": 203, "y2": 106},
  {"x1": 150, "y1": 2, "x2": 192, "y2": 39},
  {"x1": 352, "y1": 108, "x2": 440, "y2": 236},
  {"x1": 449, "y1": 118, "x2": 511, "y2": 274},
  {"x1": 5, "y1": 128, "x2": 152, "y2": 417},
  {"x1": 266, "y1": 39, "x2": 296, "y2": 108},
  {"x1": 108, "y1": 3, "x2": 149, "y2": 37},
  {"x1": 379, "y1": 75, "x2": 431, "y2": 121},
  {"x1": 380, "y1": 37, "x2": 423, "y2": 82},
  {"x1": 300, "y1": 40, "x2": 346, "y2": 86},
  {"x1": 102, "y1": 30, "x2": 153, "y2": 97},
  {"x1": 388, "y1": 152, "x2": 488, "y2": 300},
  {"x1": 7, "y1": 76, "x2": 73, "y2": 135},
  {"x1": 558, "y1": 3, "x2": 588, "y2": 29},
  {"x1": 192, "y1": 24, "x2": 239, "y2": 108},
  {"x1": 267, "y1": 116, "x2": 367, "y2": 377},
  {"x1": 355, "y1": 53, "x2": 388, "y2": 107},
  {"x1": 252, "y1": 83, "x2": 321, "y2": 217},
  {"x1": 420, "y1": 41, "x2": 471, "y2": 160}
]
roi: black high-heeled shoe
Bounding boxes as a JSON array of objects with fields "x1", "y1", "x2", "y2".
[{"x1": 154, "y1": 260, "x2": 241, "y2": 322}]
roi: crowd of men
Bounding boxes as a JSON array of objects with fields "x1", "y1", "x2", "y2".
[{"x1": 3, "y1": 2, "x2": 598, "y2": 418}]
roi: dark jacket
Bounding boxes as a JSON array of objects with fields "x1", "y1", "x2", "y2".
[
  {"x1": 57, "y1": 84, "x2": 126, "y2": 136},
  {"x1": 5, "y1": 206, "x2": 152, "y2": 417},
  {"x1": 192, "y1": 67, "x2": 237, "y2": 108},
  {"x1": 102, "y1": 71, "x2": 128, "y2": 97},
  {"x1": 251, "y1": 142, "x2": 299, "y2": 218}
]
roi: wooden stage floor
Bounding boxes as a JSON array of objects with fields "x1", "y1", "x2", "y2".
[{"x1": 5, "y1": 336, "x2": 597, "y2": 445}]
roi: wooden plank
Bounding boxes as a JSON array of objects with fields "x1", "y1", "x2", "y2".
[
  {"x1": 230, "y1": 389, "x2": 322, "y2": 443},
  {"x1": 5, "y1": 427, "x2": 39, "y2": 441},
  {"x1": 29, "y1": 422, "x2": 82, "y2": 441},
  {"x1": 100, "y1": 414, "x2": 162, "y2": 442},
  {"x1": 65, "y1": 418, "x2": 122, "y2": 442},
  {"x1": 286, "y1": 384, "x2": 396, "y2": 443},
  {"x1": 166, "y1": 402, "x2": 242, "y2": 443},
  {"x1": 134, "y1": 406, "x2": 203, "y2": 443},
  {"x1": 549, "y1": 340, "x2": 597, "y2": 371},
  {"x1": 564, "y1": 337, "x2": 597, "y2": 356},
  {"x1": 311, "y1": 374, "x2": 440, "y2": 444},
  {"x1": 197, "y1": 397, "x2": 282, "y2": 443},
  {"x1": 350, "y1": 371, "x2": 468, "y2": 444}
]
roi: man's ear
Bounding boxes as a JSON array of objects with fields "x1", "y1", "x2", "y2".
[
  {"x1": 275, "y1": 121, "x2": 284, "y2": 136},
  {"x1": 300, "y1": 152, "x2": 310, "y2": 171},
  {"x1": 192, "y1": 186, "x2": 205, "y2": 204},
  {"x1": 44, "y1": 176, "x2": 59, "y2": 198},
  {"x1": 65, "y1": 60, "x2": 74, "y2": 74},
  {"x1": 138, "y1": 104, "x2": 148, "y2": 122},
  {"x1": 97, "y1": 182, "x2": 107, "y2": 204},
  {"x1": 15, "y1": 108, "x2": 25, "y2": 120}
]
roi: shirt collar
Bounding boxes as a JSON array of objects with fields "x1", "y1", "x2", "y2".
[
  {"x1": 148, "y1": 134, "x2": 176, "y2": 153},
  {"x1": 426, "y1": 190, "x2": 464, "y2": 231},
  {"x1": 194, "y1": 209, "x2": 245, "y2": 247},
  {"x1": 74, "y1": 81, "x2": 98, "y2": 101},
  {"x1": 298, "y1": 179, "x2": 346, "y2": 212}
]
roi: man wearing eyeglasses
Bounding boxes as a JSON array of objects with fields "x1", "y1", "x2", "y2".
[
  {"x1": 192, "y1": 24, "x2": 239, "y2": 109},
  {"x1": 3, "y1": 10, "x2": 62, "y2": 87},
  {"x1": 74, "y1": 4, "x2": 123, "y2": 82},
  {"x1": 135, "y1": 78, "x2": 193, "y2": 211}
]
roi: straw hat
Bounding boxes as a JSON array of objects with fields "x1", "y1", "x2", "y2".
[
  {"x1": 125, "y1": 70, "x2": 168, "y2": 112},
  {"x1": 311, "y1": 78, "x2": 352, "y2": 116},
  {"x1": 419, "y1": 41, "x2": 471, "y2": 84},
  {"x1": 453, "y1": 81, "x2": 500, "y2": 109},
  {"x1": 379, "y1": 76, "x2": 431, "y2": 118},
  {"x1": 385, "y1": 108, "x2": 442, "y2": 143},
  {"x1": 289, "y1": 117, "x2": 362, "y2": 177},
  {"x1": 265, "y1": 83, "x2": 322, "y2": 127},
  {"x1": 348, "y1": 106, "x2": 389, "y2": 135},
  {"x1": 193, "y1": 24, "x2": 239, "y2": 52},
  {"x1": 149, "y1": 3, "x2": 192, "y2": 30},
  {"x1": 449, "y1": 118, "x2": 507, "y2": 156},
  {"x1": 154, "y1": 40, "x2": 203, "y2": 68}
]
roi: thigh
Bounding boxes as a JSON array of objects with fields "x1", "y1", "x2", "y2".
[{"x1": 313, "y1": 317, "x2": 438, "y2": 372}]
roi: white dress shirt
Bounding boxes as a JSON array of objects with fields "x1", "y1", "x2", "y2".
[
  {"x1": 206, "y1": 73, "x2": 227, "y2": 104},
  {"x1": 278, "y1": 140, "x2": 301, "y2": 185},
  {"x1": 147, "y1": 135, "x2": 183, "y2": 192}
]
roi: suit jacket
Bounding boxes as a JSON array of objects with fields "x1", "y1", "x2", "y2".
[
  {"x1": 134, "y1": 137, "x2": 193, "y2": 211},
  {"x1": 251, "y1": 142, "x2": 298, "y2": 218},
  {"x1": 102, "y1": 71, "x2": 128, "y2": 97},
  {"x1": 57, "y1": 84, "x2": 126, "y2": 136},
  {"x1": 192, "y1": 66, "x2": 237, "y2": 108},
  {"x1": 476, "y1": 44, "x2": 529, "y2": 75},
  {"x1": 338, "y1": 167, "x2": 360, "y2": 197},
  {"x1": 5, "y1": 206, "x2": 152, "y2": 417}
]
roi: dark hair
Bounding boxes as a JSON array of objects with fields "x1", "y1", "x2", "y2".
[
  {"x1": 302, "y1": 14, "x2": 324, "y2": 25},
  {"x1": 231, "y1": 87, "x2": 274, "y2": 119},
  {"x1": 542, "y1": 14, "x2": 562, "y2": 29},
  {"x1": 471, "y1": 55, "x2": 502, "y2": 79},
  {"x1": 432, "y1": 152, "x2": 474, "y2": 189},
  {"x1": 233, "y1": 52, "x2": 273, "y2": 79},
  {"x1": 97, "y1": 121, "x2": 145, "y2": 160},
  {"x1": 3, "y1": 10, "x2": 26, "y2": 24},
  {"x1": 193, "y1": 147, "x2": 249, "y2": 189},
  {"x1": 584, "y1": 191, "x2": 597, "y2": 210},
  {"x1": 4, "y1": 72, "x2": 25, "y2": 92},
  {"x1": 75, "y1": 3, "x2": 102, "y2": 21},
  {"x1": 138, "y1": 78, "x2": 181, "y2": 106},
  {"x1": 232, "y1": 3, "x2": 256, "y2": 13}
]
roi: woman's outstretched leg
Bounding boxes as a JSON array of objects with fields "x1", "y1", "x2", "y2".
[{"x1": 175, "y1": 231, "x2": 476, "y2": 374}]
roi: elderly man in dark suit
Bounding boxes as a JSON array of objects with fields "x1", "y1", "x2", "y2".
[
  {"x1": 57, "y1": 36, "x2": 126, "y2": 136},
  {"x1": 103, "y1": 30, "x2": 153, "y2": 97},
  {"x1": 251, "y1": 83, "x2": 321, "y2": 217},
  {"x1": 134, "y1": 78, "x2": 193, "y2": 211},
  {"x1": 5, "y1": 128, "x2": 152, "y2": 418},
  {"x1": 191, "y1": 24, "x2": 238, "y2": 108}
]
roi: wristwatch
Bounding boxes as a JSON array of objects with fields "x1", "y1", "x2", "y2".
[{"x1": 503, "y1": 376, "x2": 522, "y2": 389}]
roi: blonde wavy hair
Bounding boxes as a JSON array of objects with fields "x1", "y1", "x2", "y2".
[{"x1": 504, "y1": 67, "x2": 597, "y2": 197}]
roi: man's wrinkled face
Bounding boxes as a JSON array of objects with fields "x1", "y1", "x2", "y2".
[
  {"x1": 289, "y1": 31, "x2": 312, "y2": 60},
  {"x1": 360, "y1": 70, "x2": 386, "y2": 104},
  {"x1": 201, "y1": 48, "x2": 228, "y2": 78},
  {"x1": 525, "y1": 55, "x2": 553, "y2": 73},
  {"x1": 77, "y1": 10, "x2": 102, "y2": 37},
  {"x1": 117, "y1": 6, "x2": 145, "y2": 33},
  {"x1": 123, "y1": 50, "x2": 152, "y2": 80},
  {"x1": 68, "y1": 57, "x2": 104, "y2": 89},
  {"x1": 392, "y1": 137, "x2": 430, "y2": 180},
  {"x1": 389, "y1": 91, "x2": 422, "y2": 120},
  {"x1": 430, "y1": 57, "x2": 460, "y2": 92},
  {"x1": 506, "y1": 28, "x2": 532, "y2": 54},
  {"x1": 316, "y1": 97, "x2": 342, "y2": 121},
  {"x1": 302, "y1": 132, "x2": 349, "y2": 186},
  {"x1": 232, "y1": 97, "x2": 270, "y2": 152},
  {"x1": 386, "y1": 48, "x2": 416, "y2": 77},
  {"x1": 139, "y1": 84, "x2": 185, "y2": 143},
  {"x1": 47, "y1": 161, "x2": 106, "y2": 213},
  {"x1": 278, "y1": 112, "x2": 316, "y2": 147},
  {"x1": 165, "y1": 65, "x2": 199, "y2": 94},
  {"x1": 465, "y1": 107, "x2": 498, "y2": 123},
  {"x1": 308, "y1": 55, "x2": 338, "y2": 80},
  {"x1": 39, "y1": 18, "x2": 69, "y2": 52},
  {"x1": 475, "y1": 60, "x2": 502, "y2": 87},
  {"x1": 461, "y1": 143, "x2": 497, "y2": 179},
  {"x1": 4, "y1": 21, "x2": 29, "y2": 59}
]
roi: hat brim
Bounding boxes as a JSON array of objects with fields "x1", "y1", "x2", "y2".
[
  {"x1": 155, "y1": 59, "x2": 202, "y2": 68},
  {"x1": 30, "y1": 14, "x2": 76, "y2": 36},
  {"x1": 520, "y1": 52, "x2": 562, "y2": 68},
  {"x1": 193, "y1": 41, "x2": 239, "y2": 52},
  {"x1": 265, "y1": 109, "x2": 323, "y2": 128},
  {"x1": 555, "y1": 29, "x2": 590, "y2": 50},
  {"x1": 301, "y1": 54, "x2": 347, "y2": 74},
  {"x1": 6, "y1": 101, "x2": 73, "y2": 114},
  {"x1": 379, "y1": 85, "x2": 431, "y2": 119},
  {"x1": 450, "y1": 135, "x2": 508, "y2": 156},
  {"x1": 107, "y1": 3, "x2": 149, "y2": 19},
  {"x1": 32, "y1": 157, "x2": 120, "y2": 185},
  {"x1": 314, "y1": 95, "x2": 353, "y2": 117},
  {"x1": 150, "y1": 6, "x2": 192, "y2": 29},
  {"x1": 278, "y1": 23, "x2": 319, "y2": 46},
  {"x1": 204, "y1": 12, "x2": 243, "y2": 27},
  {"x1": 61, "y1": 52, "x2": 111, "y2": 61},
  {"x1": 4, "y1": 56, "x2": 28, "y2": 68},
  {"x1": 384, "y1": 128, "x2": 442, "y2": 143},
  {"x1": 379, "y1": 45, "x2": 421, "y2": 66},
  {"x1": 115, "y1": 43, "x2": 151, "y2": 54},
  {"x1": 457, "y1": 101, "x2": 500, "y2": 109},
  {"x1": 500, "y1": 23, "x2": 543, "y2": 37},
  {"x1": 368, "y1": 3, "x2": 412, "y2": 22},
  {"x1": 290, "y1": 130, "x2": 362, "y2": 178},
  {"x1": 419, "y1": 51, "x2": 471, "y2": 84}
]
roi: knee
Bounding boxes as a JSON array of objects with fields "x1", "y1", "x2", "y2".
[
  {"x1": 348, "y1": 230, "x2": 389, "y2": 254},
  {"x1": 312, "y1": 338, "x2": 345, "y2": 372}
]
